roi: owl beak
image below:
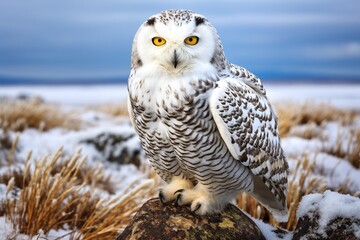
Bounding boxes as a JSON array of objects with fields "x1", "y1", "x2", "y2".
[{"x1": 172, "y1": 50, "x2": 178, "y2": 68}]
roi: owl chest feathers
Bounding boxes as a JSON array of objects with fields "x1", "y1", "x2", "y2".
[
  {"x1": 128, "y1": 75, "x2": 221, "y2": 161},
  {"x1": 129, "y1": 74, "x2": 253, "y2": 191},
  {"x1": 129, "y1": 76, "x2": 215, "y2": 134}
]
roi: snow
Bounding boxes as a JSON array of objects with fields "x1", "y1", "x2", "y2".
[
  {"x1": 297, "y1": 190, "x2": 360, "y2": 236},
  {"x1": 0, "y1": 218, "x2": 74, "y2": 240},
  {"x1": 0, "y1": 84, "x2": 128, "y2": 106},
  {"x1": 14, "y1": 121, "x2": 138, "y2": 163},
  {"x1": 252, "y1": 217, "x2": 293, "y2": 240},
  {"x1": 0, "y1": 218, "x2": 17, "y2": 239},
  {"x1": 282, "y1": 120, "x2": 360, "y2": 193},
  {"x1": 313, "y1": 153, "x2": 360, "y2": 193},
  {"x1": 353, "y1": 223, "x2": 360, "y2": 238},
  {"x1": 282, "y1": 137, "x2": 323, "y2": 158},
  {"x1": 270, "y1": 209, "x2": 289, "y2": 223},
  {"x1": 38, "y1": 229, "x2": 74, "y2": 240},
  {"x1": 9, "y1": 122, "x2": 146, "y2": 195},
  {"x1": 0, "y1": 184, "x2": 6, "y2": 202},
  {"x1": 266, "y1": 83, "x2": 360, "y2": 110}
]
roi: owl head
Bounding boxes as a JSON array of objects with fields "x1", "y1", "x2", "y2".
[{"x1": 131, "y1": 10, "x2": 226, "y2": 77}]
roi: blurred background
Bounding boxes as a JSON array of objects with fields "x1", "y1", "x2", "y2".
[{"x1": 0, "y1": 0, "x2": 360, "y2": 85}]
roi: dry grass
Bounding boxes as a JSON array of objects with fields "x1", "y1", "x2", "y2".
[
  {"x1": 1, "y1": 145, "x2": 157, "y2": 239},
  {"x1": 87, "y1": 103, "x2": 129, "y2": 117},
  {"x1": 4, "y1": 149, "x2": 88, "y2": 235},
  {"x1": 51, "y1": 160, "x2": 115, "y2": 194},
  {"x1": 0, "y1": 98, "x2": 80, "y2": 132},
  {"x1": 287, "y1": 123, "x2": 324, "y2": 140},
  {"x1": 347, "y1": 130, "x2": 360, "y2": 168},
  {"x1": 276, "y1": 101, "x2": 356, "y2": 137},
  {"x1": 0, "y1": 132, "x2": 19, "y2": 167},
  {"x1": 75, "y1": 180, "x2": 156, "y2": 239}
]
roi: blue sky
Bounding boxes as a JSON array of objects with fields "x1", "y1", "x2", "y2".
[{"x1": 0, "y1": 0, "x2": 359, "y2": 84}]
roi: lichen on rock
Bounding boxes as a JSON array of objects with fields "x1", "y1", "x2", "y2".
[{"x1": 117, "y1": 198, "x2": 266, "y2": 240}]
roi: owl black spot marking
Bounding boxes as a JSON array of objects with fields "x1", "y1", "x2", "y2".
[
  {"x1": 137, "y1": 59, "x2": 143, "y2": 67},
  {"x1": 195, "y1": 17, "x2": 205, "y2": 26},
  {"x1": 146, "y1": 17, "x2": 156, "y2": 26}
]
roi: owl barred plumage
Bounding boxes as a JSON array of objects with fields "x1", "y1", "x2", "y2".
[{"x1": 127, "y1": 9, "x2": 289, "y2": 221}]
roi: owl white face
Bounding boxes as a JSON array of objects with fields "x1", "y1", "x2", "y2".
[{"x1": 134, "y1": 12, "x2": 218, "y2": 76}]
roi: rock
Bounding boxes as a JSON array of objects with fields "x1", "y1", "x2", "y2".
[
  {"x1": 293, "y1": 215, "x2": 360, "y2": 240},
  {"x1": 293, "y1": 191, "x2": 360, "y2": 240},
  {"x1": 16, "y1": 94, "x2": 44, "y2": 103},
  {"x1": 117, "y1": 198, "x2": 266, "y2": 240},
  {"x1": 80, "y1": 132, "x2": 141, "y2": 166}
]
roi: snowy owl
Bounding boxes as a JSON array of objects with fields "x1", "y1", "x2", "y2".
[{"x1": 127, "y1": 10, "x2": 289, "y2": 221}]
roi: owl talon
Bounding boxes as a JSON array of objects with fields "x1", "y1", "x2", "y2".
[
  {"x1": 192, "y1": 203, "x2": 202, "y2": 213},
  {"x1": 159, "y1": 190, "x2": 166, "y2": 204},
  {"x1": 174, "y1": 194, "x2": 183, "y2": 207},
  {"x1": 174, "y1": 189, "x2": 184, "y2": 195}
]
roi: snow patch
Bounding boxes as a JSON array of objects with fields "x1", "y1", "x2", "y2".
[
  {"x1": 282, "y1": 137, "x2": 323, "y2": 158},
  {"x1": 252, "y1": 217, "x2": 293, "y2": 240},
  {"x1": 313, "y1": 153, "x2": 360, "y2": 193},
  {"x1": 297, "y1": 190, "x2": 360, "y2": 235}
]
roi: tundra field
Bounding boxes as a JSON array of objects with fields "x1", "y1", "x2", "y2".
[{"x1": 0, "y1": 84, "x2": 359, "y2": 239}]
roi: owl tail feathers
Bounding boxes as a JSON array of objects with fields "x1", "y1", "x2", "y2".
[{"x1": 250, "y1": 175, "x2": 289, "y2": 222}]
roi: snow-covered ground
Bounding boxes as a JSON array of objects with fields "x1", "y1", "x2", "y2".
[
  {"x1": 297, "y1": 190, "x2": 360, "y2": 237},
  {"x1": 0, "y1": 83, "x2": 359, "y2": 239},
  {"x1": 0, "y1": 84, "x2": 128, "y2": 106},
  {"x1": 266, "y1": 83, "x2": 360, "y2": 110},
  {"x1": 0, "y1": 83, "x2": 359, "y2": 109}
]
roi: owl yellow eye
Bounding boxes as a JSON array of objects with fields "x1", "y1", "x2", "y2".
[
  {"x1": 152, "y1": 37, "x2": 166, "y2": 46},
  {"x1": 184, "y1": 36, "x2": 199, "y2": 45}
]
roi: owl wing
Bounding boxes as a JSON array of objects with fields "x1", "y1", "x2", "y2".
[
  {"x1": 228, "y1": 63, "x2": 266, "y2": 95},
  {"x1": 209, "y1": 74, "x2": 289, "y2": 222}
]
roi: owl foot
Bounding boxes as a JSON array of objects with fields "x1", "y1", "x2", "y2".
[
  {"x1": 159, "y1": 177, "x2": 193, "y2": 203},
  {"x1": 174, "y1": 186, "x2": 217, "y2": 215}
]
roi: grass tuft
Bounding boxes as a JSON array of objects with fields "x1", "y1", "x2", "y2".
[
  {"x1": 0, "y1": 99, "x2": 80, "y2": 132},
  {"x1": 1, "y1": 144, "x2": 157, "y2": 239},
  {"x1": 51, "y1": 159, "x2": 116, "y2": 194},
  {"x1": 87, "y1": 103, "x2": 129, "y2": 117},
  {"x1": 4, "y1": 148, "x2": 88, "y2": 236},
  {"x1": 75, "y1": 180, "x2": 156, "y2": 239}
]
